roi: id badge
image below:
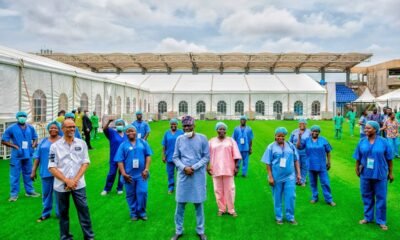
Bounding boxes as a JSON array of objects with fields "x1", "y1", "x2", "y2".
[
  {"x1": 22, "y1": 141, "x2": 28, "y2": 149},
  {"x1": 132, "y1": 159, "x2": 139, "y2": 169},
  {"x1": 240, "y1": 138, "x2": 245, "y2": 144},
  {"x1": 279, "y1": 158, "x2": 287, "y2": 168},
  {"x1": 137, "y1": 133, "x2": 142, "y2": 139},
  {"x1": 367, "y1": 158, "x2": 374, "y2": 169}
]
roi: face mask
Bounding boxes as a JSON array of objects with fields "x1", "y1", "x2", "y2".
[
  {"x1": 17, "y1": 117, "x2": 27, "y2": 124},
  {"x1": 184, "y1": 131, "x2": 193, "y2": 138},
  {"x1": 116, "y1": 126, "x2": 124, "y2": 132}
]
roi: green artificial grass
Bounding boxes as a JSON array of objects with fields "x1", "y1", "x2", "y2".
[{"x1": 0, "y1": 120, "x2": 399, "y2": 239}]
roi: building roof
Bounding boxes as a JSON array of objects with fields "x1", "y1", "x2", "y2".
[{"x1": 40, "y1": 52, "x2": 372, "y2": 74}]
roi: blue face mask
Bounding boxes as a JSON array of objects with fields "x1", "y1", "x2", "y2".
[
  {"x1": 116, "y1": 126, "x2": 124, "y2": 132},
  {"x1": 17, "y1": 117, "x2": 27, "y2": 124}
]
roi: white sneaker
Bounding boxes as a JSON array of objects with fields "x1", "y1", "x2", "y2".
[
  {"x1": 117, "y1": 190, "x2": 124, "y2": 195},
  {"x1": 25, "y1": 192, "x2": 41, "y2": 197},
  {"x1": 100, "y1": 190, "x2": 109, "y2": 196},
  {"x1": 8, "y1": 196, "x2": 18, "y2": 202}
]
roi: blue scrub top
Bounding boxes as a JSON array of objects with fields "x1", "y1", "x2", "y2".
[
  {"x1": 104, "y1": 128, "x2": 128, "y2": 161},
  {"x1": 289, "y1": 128, "x2": 311, "y2": 154},
  {"x1": 132, "y1": 120, "x2": 151, "y2": 139},
  {"x1": 2, "y1": 123, "x2": 38, "y2": 160},
  {"x1": 359, "y1": 116, "x2": 367, "y2": 134},
  {"x1": 353, "y1": 136, "x2": 393, "y2": 180},
  {"x1": 261, "y1": 141, "x2": 299, "y2": 183},
  {"x1": 114, "y1": 138, "x2": 152, "y2": 179},
  {"x1": 58, "y1": 126, "x2": 81, "y2": 139},
  {"x1": 33, "y1": 137, "x2": 56, "y2": 178},
  {"x1": 232, "y1": 126, "x2": 254, "y2": 152},
  {"x1": 162, "y1": 129, "x2": 184, "y2": 162},
  {"x1": 305, "y1": 136, "x2": 332, "y2": 171}
]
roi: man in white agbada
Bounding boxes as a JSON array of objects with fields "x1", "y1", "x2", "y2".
[{"x1": 171, "y1": 116, "x2": 210, "y2": 240}]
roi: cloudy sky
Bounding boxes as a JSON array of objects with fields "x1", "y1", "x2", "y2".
[{"x1": 0, "y1": 0, "x2": 399, "y2": 65}]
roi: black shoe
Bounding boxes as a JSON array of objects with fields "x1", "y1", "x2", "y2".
[
  {"x1": 198, "y1": 234, "x2": 207, "y2": 240},
  {"x1": 171, "y1": 234, "x2": 183, "y2": 240}
]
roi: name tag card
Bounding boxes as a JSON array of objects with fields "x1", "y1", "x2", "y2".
[
  {"x1": 367, "y1": 158, "x2": 374, "y2": 169},
  {"x1": 279, "y1": 158, "x2": 287, "y2": 168},
  {"x1": 240, "y1": 138, "x2": 245, "y2": 144},
  {"x1": 132, "y1": 159, "x2": 139, "y2": 169},
  {"x1": 22, "y1": 141, "x2": 28, "y2": 149},
  {"x1": 137, "y1": 133, "x2": 142, "y2": 139}
]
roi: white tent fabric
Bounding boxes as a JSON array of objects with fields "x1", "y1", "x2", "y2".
[{"x1": 354, "y1": 88, "x2": 375, "y2": 102}]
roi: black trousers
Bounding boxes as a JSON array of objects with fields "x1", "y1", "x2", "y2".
[
  {"x1": 84, "y1": 130, "x2": 92, "y2": 149},
  {"x1": 55, "y1": 188, "x2": 94, "y2": 240}
]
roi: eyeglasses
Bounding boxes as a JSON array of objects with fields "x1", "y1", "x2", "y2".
[{"x1": 64, "y1": 126, "x2": 76, "y2": 129}]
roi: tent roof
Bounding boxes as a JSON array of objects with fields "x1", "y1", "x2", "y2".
[
  {"x1": 354, "y1": 88, "x2": 375, "y2": 102},
  {"x1": 376, "y1": 89, "x2": 400, "y2": 101}
]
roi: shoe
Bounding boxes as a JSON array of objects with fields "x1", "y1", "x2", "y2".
[
  {"x1": 327, "y1": 202, "x2": 336, "y2": 207},
  {"x1": 289, "y1": 220, "x2": 298, "y2": 225},
  {"x1": 168, "y1": 190, "x2": 174, "y2": 194},
  {"x1": 230, "y1": 212, "x2": 238, "y2": 217},
  {"x1": 171, "y1": 234, "x2": 183, "y2": 240},
  {"x1": 100, "y1": 191, "x2": 109, "y2": 196},
  {"x1": 217, "y1": 211, "x2": 224, "y2": 216},
  {"x1": 359, "y1": 219, "x2": 369, "y2": 224},
  {"x1": 310, "y1": 200, "x2": 317, "y2": 204},
  {"x1": 197, "y1": 234, "x2": 207, "y2": 240},
  {"x1": 37, "y1": 216, "x2": 50, "y2": 222},
  {"x1": 141, "y1": 216, "x2": 148, "y2": 221},
  {"x1": 379, "y1": 224, "x2": 388, "y2": 231},
  {"x1": 117, "y1": 190, "x2": 124, "y2": 195},
  {"x1": 8, "y1": 196, "x2": 18, "y2": 202},
  {"x1": 300, "y1": 183, "x2": 306, "y2": 187},
  {"x1": 25, "y1": 192, "x2": 40, "y2": 197},
  {"x1": 276, "y1": 220, "x2": 283, "y2": 225},
  {"x1": 241, "y1": 175, "x2": 247, "y2": 178},
  {"x1": 131, "y1": 217, "x2": 138, "y2": 221}
]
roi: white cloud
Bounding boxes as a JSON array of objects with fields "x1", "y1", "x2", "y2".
[
  {"x1": 261, "y1": 38, "x2": 320, "y2": 52},
  {"x1": 0, "y1": 8, "x2": 19, "y2": 17},
  {"x1": 155, "y1": 38, "x2": 208, "y2": 52}
]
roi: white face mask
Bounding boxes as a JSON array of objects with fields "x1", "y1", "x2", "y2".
[{"x1": 184, "y1": 131, "x2": 194, "y2": 138}]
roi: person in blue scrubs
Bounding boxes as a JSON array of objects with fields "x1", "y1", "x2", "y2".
[
  {"x1": 115, "y1": 125, "x2": 152, "y2": 221},
  {"x1": 162, "y1": 118, "x2": 184, "y2": 194},
  {"x1": 132, "y1": 110, "x2": 151, "y2": 140},
  {"x1": 305, "y1": 125, "x2": 336, "y2": 206},
  {"x1": 1, "y1": 111, "x2": 40, "y2": 201},
  {"x1": 261, "y1": 127, "x2": 301, "y2": 225},
  {"x1": 359, "y1": 110, "x2": 368, "y2": 138},
  {"x1": 353, "y1": 121, "x2": 394, "y2": 231},
  {"x1": 63, "y1": 112, "x2": 82, "y2": 139},
  {"x1": 289, "y1": 118, "x2": 311, "y2": 186},
  {"x1": 101, "y1": 118, "x2": 127, "y2": 196},
  {"x1": 31, "y1": 121, "x2": 61, "y2": 221},
  {"x1": 232, "y1": 116, "x2": 253, "y2": 177}
]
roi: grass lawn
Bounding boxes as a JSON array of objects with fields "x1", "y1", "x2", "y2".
[{"x1": 0, "y1": 120, "x2": 399, "y2": 240}]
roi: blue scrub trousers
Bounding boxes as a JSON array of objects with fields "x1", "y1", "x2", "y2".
[
  {"x1": 104, "y1": 161, "x2": 123, "y2": 192},
  {"x1": 166, "y1": 162, "x2": 176, "y2": 191},
  {"x1": 387, "y1": 138, "x2": 398, "y2": 157},
  {"x1": 175, "y1": 202, "x2": 205, "y2": 235},
  {"x1": 360, "y1": 178, "x2": 387, "y2": 225},
  {"x1": 237, "y1": 151, "x2": 249, "y2": 176},
  {"x1": 299, "y1": 153, "x2": 309, "y2": 184},
  {"x1": 10, "y1": 158, "x2": 34, "y2": 197},
  {"x1": 272, "y1": 180, "x2": 296, "y2": 221},
  {"x1": 309, "y1": 170, "x2": 333, "y2": 203},
  {"x1": 125, "y1": 176, "x2": 148, "y2": 218},
  {"x1": 56, "y1": 188, "x2": 94, "y2": 240},
  {"x1": 41, "y1": 177, "x2": 59, "y2": 218}
]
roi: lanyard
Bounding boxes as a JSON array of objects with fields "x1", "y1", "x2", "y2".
[
  {"x1": 366, "y1": 138, "x2": 377, "y2": 157},
  {"x1": 18, "y1": 124, "x2": 29, "y2": 140},
  {"x1": 129, "y1": 141, "x2": 138, "y2": 159}
]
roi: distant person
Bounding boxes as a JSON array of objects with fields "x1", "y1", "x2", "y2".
[
  {"x1": 359, "y1": 110, "x2": 368, "y2": 138},
  {"x1": 55, "y1": 110, "x2": 66, "y2": 124},
  {"x1": 49, "y1": 119, "x2": 94, "y2": 240},
  {"x1": 82, "y1": 110, "x2": 93, "y2": 150},
  {"x1": 208, "y1": 122, "x2": 241, "y2": 217},
  {"x1": 367, "y1": 108, "x2": 381, "y2": 123},
  {"x1": 132, "y1": 110, "x2": 150, "y2": 140},
  {"x1": 382, "y1": 112, "x2": 399, "y2": 158},
  {"x1": 90, "y1": 111, "x2": 99, "y2": 139},
  {"x1": 353, "y1": 121, "x2": 394, "y2": 231},
  {"x1": 261, "y1": 127, "x2": 300, "y2": 225},
  {"x1": 1, "y1": 111, "x2": 40, "y2": 201},
  {"x1": 75, "y1": 107, "x2": 84, "y2": 133},
  {"x1": 171, "y1": 116, "x2": 209, "y2": 240},
  {"x1": 232, "y1": 116, "x2": 253, "y2": 177},
  {"x1": 346, "y1": 107, "x2": 356, "y2": 137},
  {"x1": 31, "y1": 121, "x2": 61, "y2": 221},
  {"x1": 333, "y1": 112, "x2": 344, "y2": 139},
  {"x1": 162, "y1": 119, "x2": 184, "y2": 194}
]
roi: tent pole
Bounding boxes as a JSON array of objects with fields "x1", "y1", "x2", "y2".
[{"x1": 18, "y1": 65, "x2": 22, "y2": 111}]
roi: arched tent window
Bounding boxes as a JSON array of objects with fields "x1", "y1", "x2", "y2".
[
  {"x1": 235, "y1": 101, "x2": 244, "y2": 115},
  {"x1": 179, "y1": 101, "x2": 188, "y2": 114},
  {"x1": 132, "y1": 98, "x2": 136, "y2": 112},
  {"x1": 158, "y1": 101, "x2": 167, "y2": 114},
  {"x1": 95, "y1": 94, "x2": 102, "y2": 117},
  {"x1": 116, "y1": 96, "x2": 122, "y2": 116},
  {"x1": 294, "y1": 101, "x2": 303, "y2": 116},
  {"x1": 80, "y1": 93, "x2": 88, "y2": 111},
  {"x1": 58, "y1": 93, "x2": 68, "y2": 112},
  {"x1": 196, "y1": 101, "x2": 206, "y2": 114},
  {"x1": 33, "y1": 89, "x2": 46, "y2": 122},
  {"x1": 126, "y1": 97, "x2": 130, "y2": 114},
  {"x1": 217, "y1": 101, "x2": 227, "y2": 114},
  {"x1": 311, "y1": 101, "x2": 321, "y2": 116},
  {"x1": 108, "y1": 96, "x2": 113, "y2": 114},
  {"x1": 273, "y1": 101, "x2": 282, "y2": 114},
  {"x1": 255, "y1": 100, "x2": 265, "y2": 115}
]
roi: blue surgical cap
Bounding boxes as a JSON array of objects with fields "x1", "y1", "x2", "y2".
[
  {"x1": 298, "y1": 118, "x2": 307, "y2": 124},
  {"x1": 135, "y1": 110, "x2": 143, "y2": 115},
  {"x1": 47, "y1": 121, "x2": 61, "y2": 132},
  {"x1": 310, "y1": 125, "x2": 321, "y2": 132},
  {"x1": 124, "y1": 124, "x2": 137, "y2": 132},
  {"x1": 366, "y1": 121, "x2": 380, "y2": 134},
  {"x1": 65, "y1": 112, "x2": 75, "y2": 119},
  {"x1": 275, "y1": 127, "x2": 288, "y2": 135},
  {"x1": 16, "y1": 111, "x2": 27, "y2": 118},
  {"x1": 240, "y1": 115, "x2": 248, "y2": 120},
  {"x1": 115, "y1": 119, "x2": 125, "y2": 126},
  {"x1": 170, "y1": 118, "x2": 178, "y2": 125},
  {"x1": 215, "y1": 122, "x2": 228, "y2": 130}
]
